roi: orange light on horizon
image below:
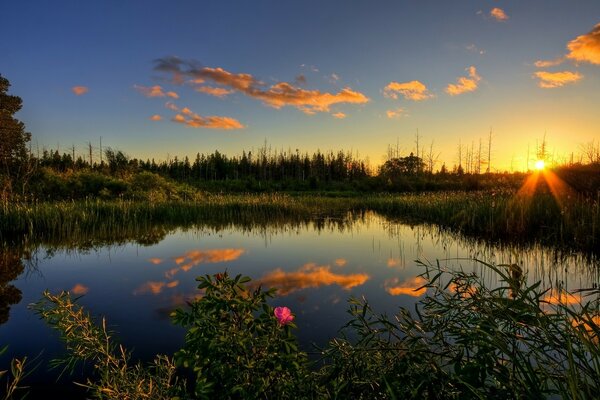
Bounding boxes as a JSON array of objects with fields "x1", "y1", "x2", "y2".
[{"x1": 534, "y1": 160, "x2": 545, "y2": 170}]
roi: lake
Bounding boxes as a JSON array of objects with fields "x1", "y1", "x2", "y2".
[{"x1": 1, "y1": 210, "x2": 599, "y2": 392}]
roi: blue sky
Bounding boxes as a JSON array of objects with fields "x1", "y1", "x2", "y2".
[{"x1": 2, "y1": 0, "x2": 599, "y2": 170}]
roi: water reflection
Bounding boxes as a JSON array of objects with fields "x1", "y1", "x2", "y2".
[
  {"x1": 0, "y1": 246, "x2": 26, "y2": 325},
  {"x1": 164, "y1": 248, "x2": 245, "y2": 279},
  {"x1": 384, "y1": 276, "x2": 427, "y2": 297},
  {"x1": 251, "y1": 262, "x2": 370, "y2": 295}
]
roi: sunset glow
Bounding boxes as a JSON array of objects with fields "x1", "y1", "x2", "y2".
[{"x1": 1, "y1": 1, "x2": 598, "y2": 171}]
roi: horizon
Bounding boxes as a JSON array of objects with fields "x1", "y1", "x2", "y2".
[{"x1": 1, "y1": 1, "x2": 599, "y2": 171}]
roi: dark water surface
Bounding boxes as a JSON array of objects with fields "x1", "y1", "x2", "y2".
[{"x1": 1, "y1": 211, "x2": 598, "y2": 393}]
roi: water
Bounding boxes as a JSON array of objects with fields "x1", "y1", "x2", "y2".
[{"x1": 1, "y1": 211, "x2": 598, "y2": 391}]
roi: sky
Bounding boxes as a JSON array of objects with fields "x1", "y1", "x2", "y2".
[{"x1": 1, "y1": 0, "x2": 599, "y2": 171}]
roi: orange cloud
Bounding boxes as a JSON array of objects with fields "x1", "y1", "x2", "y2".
[
  {"x1": 490, "y1": 7, "x2": 509, "y2": 22},
  {"x1": 165, "y1": 248, "x2": 245, "y2": 279},
  {"x1": 134, "y1": 280, "x2": 179, "y2": 295},
  {"x1": 334, "y1": 258, "x2": 347, "y2": 267},
  {"x1": 534, "y1": 58, "x2": 565, "y2": 68},
  {"x1": 445, "y1": 66, "x2": 481, "y2": 96},
  {"x1": 149, "y1": 114, "x2": 162, "y2": 121},
  {"x1": 533, "y1": 70, "x2": 583, "y2": 88},
  {"x1": 71, "y1": 283, "x2": 89, "y2": 295},
  {"x1": 542, "y1": 289, "x2": 582, "y2": 305},
  {"x1": 196, "y1": 86, "x2": 235, "y2": 98},
  {"x1": 384, "y1": 276, "x2": 427, "y2": 297},
  {"x1": 148, "y1": 257, "x2": 163, "y2": 264},
  {"x1": 332, "y1": 112, "x2": 346, "y2": 119},
  {"x1": 134, "y1": 84, "x2": 179, "y2": 99},
  {"x1": 383, "y1": 80, "x2": 432, "y2": 101},
  {"x1": 566, "y1": 23, "x2": 600, "y2": 65},
  {"x1": 386, "y1": 258, "x2": 399, "y2": 267},
  {"x1": 72, "y1": 86, "x2": 89, "y2": 96},
  {"x1": 386, "y1": 108, "x2": 405, "y2": 119},
  {"x1": 153, "y1": 58, "x2": 369, "y2": 114},
  {"x1": 252, "y1": 263, "x2": 369, "y2": 295},
  {"x1": 172, "y1": 112, "x2": 244, "y2": 130}
]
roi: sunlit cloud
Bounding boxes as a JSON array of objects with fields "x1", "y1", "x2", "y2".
[
  {"x1": 490, "y1": 7, "x2": 509, "y2": 22},
  {"x1": 71, "y1": 86, "x2": 89, "y2": 96},
  {"x1": 251, "y1": 263, "x2": 369, "y2": 295},
  {"x1": 134, "y1": 84, "x2": 179, "y2": 99},
  {"x1": 134, "y1": 280, "x2": 179, "y2": 295},
  {"x1": 195, "y1": 86, "x2": 235, "y2": 98},
  {"x1": 386, "y1": 108, "x2": 405, "y2": 119},
  {"x1": 445, "y1": 66, "x2": 481, "y2": 96},
  {"x1": 383, "y1": 80, "x2": 432, "y2": 101},
  {"x1": 542, "y1": 288, "x2": 582, "y2": 305},
  {"x1": 71, "y1": 283, "x2": 89, "y2": 295},
  {"x1": 533, "y1": 70, "x2": 583, "y2": 88},
  {"x1": 332, "y1": 112, "x2": 346, "y2": 119},
  {"x1": 334, "y1": 258, "x2": 347, "y2": 267},
  {"x1": 566, "y1": 23, "x2": 600, "y2": 65},
  {"x1": 149, "y1": 114, "x2": 162, "y2": 121},
  {"x1": 153, "y1": 57, "x2": 369, "y2": 114},
  {"x1": 534, "y1": 58, "x2": 565, "y2": 68},
  {"x1": 148, "y1": 257, "x2": 163, "y2": 265},
  {"x1": 167, "y1": 103, "x2": 244, "y2": 129},
  {"x1": 384, "y1": 276, "x2": 427, "y2": 297},
  {"x1": 165, "y1": 248, "x2": 245, "y2": 279}
]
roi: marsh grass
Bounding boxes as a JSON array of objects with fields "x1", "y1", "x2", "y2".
[{"x1": 2, "y1": 191, "x2": 598, "y2": 254}]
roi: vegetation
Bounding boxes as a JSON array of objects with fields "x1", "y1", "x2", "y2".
[{"x1": 25, "y1": 264, "x2": 600, "y2": 399}]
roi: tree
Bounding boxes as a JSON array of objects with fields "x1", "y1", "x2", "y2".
[{"x1": 0, "y1": 75, "x2": 31, "y2": 199}]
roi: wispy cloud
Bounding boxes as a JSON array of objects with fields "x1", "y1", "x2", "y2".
[
  {"x1": 195, "y1": 86, "x2": 235, "y2": 98},
  {"x1": 383, "y1": 80, "x2": 432, "y2": 101},
  {"x1": 466, "y1": 44, "x2": 485, "y2": 55},
  {"x1": 445, "y1": 66, "x2": 481, "y2": 96},
  {"x1": 534, "y1": 58, "x2": 565, "y2": 68},
  {"x1": 566, "y1": 23, "x2": 600, "y2": 65},
  {"x1": 149, "y1": 114, "x2": 162, "y2": 121},
  {"x1": 134, "y1": 280, "x2": 179, "y2": 295},
  {"x1": 384, "y1": 276, "x2": 427, "y2": 297},
  {"x1": 533, "y1": 70, "x2": 583, "y2": 88},
  {"x1": 490, "y1": 7, "x2": 509, "y2": 22},
  {"x1": 386, "y1": 108, "x2": 405, "y2": 119},
  {"x1": 165, "y1": 248, "x2": 246, "y2": 279},
  {"x1": 251, "y1": 263, "x2": 369, "y2": 295},
  {"x1": 166, "y1": 103, "x2": 244, "y2": 130},
  {"x1": 332, "y1": 112, "x2": 346, "y2": 119},
  {"x1": 153, "y1": 57, "x2": 369, "y2": 115},
  {"x1": 134, "y1": 84, "x2": 179, "y2": 99},
  {"x1": 72, "y1": 86, "x2": 89, "y2": 96}
]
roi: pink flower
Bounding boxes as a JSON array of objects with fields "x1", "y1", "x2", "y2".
[{"x1": 274, "y1": 306, "x2": 294, "y2": 326}]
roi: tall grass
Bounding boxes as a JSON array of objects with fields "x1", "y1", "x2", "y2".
[{"x1": 1, "y1": 191, "x2": 598, "y2": 254}]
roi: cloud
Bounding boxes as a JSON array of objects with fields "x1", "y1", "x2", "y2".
[
  {"x1": 566, "y1": 23, "x2": 600, "y2": 65},
  {"x1": 383, "y1": 80, "x2": 432, "y2": 101},
  {"x1": 445, "y1": 66, "x2": 481, "y2": 96},
  {"x1": 165, "y1": 101, "x2": 179, "y2": 111},
  {"x1": 165, "y1": 248, "x2": 245, "y2": 279},
  {"x1": 533, "y1": 70, "x2": 583, "y2": 88},
  {"x1": 148, "y1": 257, "x2": 163, "y2": 264},
  {"x1": 149, "y1": 114, "x2": 162, "y2": 121},
  {"x1": 542, "y1": 289, "x2": 582, "y2": 305},
  {"x1": 384, "y1": 276, "x2": 427, "y2": 297},
  {"x1": 195, "y1": 86, "x2": 235, "y2": 98},
  {"x1": 72, "y1": 86, "x2": 89, "y2": 96},
  {"x1": 490, "y1": 7, "x2": 509, "y2": 22},
  {"x1": 534, "y1": 58, "x2": 565, "y2": 68},
  {"x1": 165, "y1": 103, "x2": 244, "y2": 130},
  {"x1": 332, "y1": 112, "x2": 346, "y2": 119},
  {"x1": 71, "y1": 283, "x2": 89, "y2": 295},
  {"x1": 251, "y1": 263, "x2": 369, "y2": 295},
  {"x1": 134, "y1": 84, "x2": 179, "y2": 99},
  {"x1": 134, "y1": 280, "x2": 179, "y2": 295},
  {"x1": 153, "y1": 57, "x2": 369, "y2": 114},
  {"x1": 466, "y1": 44, "x2": 485, "y2": 55},
  {"x1": 334, "y1": 258, "x2": 347, "y2": 267},
  {"x1": 386, "y1": 108, "x2": 405, "y2": 119}
]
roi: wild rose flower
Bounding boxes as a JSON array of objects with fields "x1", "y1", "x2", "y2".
[{"x1": 274, "y1": 306, "x2": 294, "y2": 326}]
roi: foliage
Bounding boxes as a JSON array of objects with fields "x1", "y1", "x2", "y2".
[
  {"x1": 171, "y1": 272, "x2": 309, "y2": 399},
  {"x1": 0, "y1": 346, "x2": 28, "y2": 400},
  {"x1": 0, "y1": 75, "x2": 32, "y2": 200},
  {"x1": 30, "y1": 291, "x2": 182, "y2": 399}
]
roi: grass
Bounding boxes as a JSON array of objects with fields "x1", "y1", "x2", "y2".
[{"x1": 1, "y1": 191, "x2": 598, "y2": 254}]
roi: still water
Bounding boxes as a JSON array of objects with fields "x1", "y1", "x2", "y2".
[{"x1": 1, "y1": 211, "x2": 598, "y2": 388}]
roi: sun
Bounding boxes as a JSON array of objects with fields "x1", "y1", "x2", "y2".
[{"x1": 534, "y1": 160, "x2": 545, "y2": 171}]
